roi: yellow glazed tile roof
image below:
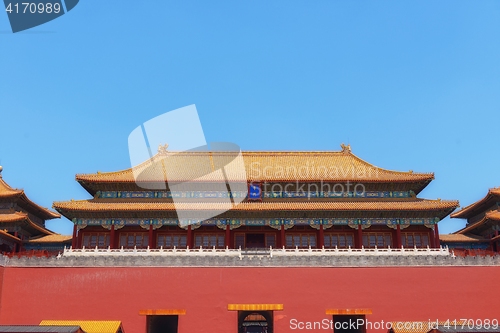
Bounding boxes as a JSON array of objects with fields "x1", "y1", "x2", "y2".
[
  {"x1": 451, "y1": 187, "x2": 500, "y2": 219},
  {"x1": 0, "y1": 229, "x2": 20, "y2": 242},
  {"x1": 0, "y1": 177, "x2": 60, "y2": 219},
  {"x1": 53, "y1": 199, "x2": 459, "y2": 213},
  {"x1": 0, "y1": 211, "x2": 29, "y2": 223},
  {"x1": 439, "y1": 234, "x2": 488, "y2": 242},
  {"x1": 75, "y1": 150, "x2": 434, "y2": 184},
  {"x1": 28, "y1": 234, "x2": 72, "y2": 243},
  {"x1": 227, "y1": 304, "x2": 283, "y2": 311},
  {"x1": 40, "y1": 321, "x2": 122, "y2": 333},
  {"x1": 325, "y1": 308, "x2": 372, "y2": 315},
  {"x1": 0, "y1": 212, "x2": 54, "y2": 235},
  {"x1": 455, "y1": 210, "x2": 500, "y2": 235},
  {"x1": 0, "y1": 177, "x2": 23, "y2": 197}
]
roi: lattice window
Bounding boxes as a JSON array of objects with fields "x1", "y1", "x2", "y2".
[
  {"x1": 362, "y1": 232, "x2": 392, "y2": 248},
  {"x1": 235, "y1": 234, "x2": 245, "y2": 249},
  {"x1": 157, "y1": 234, "x2": 187, "y2": 248},
  {"x1": 82, "y1": 233, "x2": 110, "y2": 249},
  {"x1": 194, "y1": 233, "x2": 225, "y2": 248},
  {"x1": 265, "y1": 234, "x2": 276, "y2": 248},
  {"x1": 119, "y1": 233, "x2": 149, "y2": 249},
  {"x1": 324, "y1": 233, "x2": 354, "y2": 248},
  {"x1": 286, "y1": 233, "x2": 316, "y2": 248},
  {"x1": 401, "y1": 232, "x2": 430, "y2": 248}
]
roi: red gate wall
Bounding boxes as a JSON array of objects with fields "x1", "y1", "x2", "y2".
[{"x1": 0, "y1": 266, "x2": 498, "y2": 333}]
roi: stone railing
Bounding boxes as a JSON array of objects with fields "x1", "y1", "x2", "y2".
[{"x1": 60, "y1": 245, "x2": 451, "y2": 258}]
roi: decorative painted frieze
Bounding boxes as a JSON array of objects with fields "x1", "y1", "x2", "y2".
[
  {"x1": 97, "y1": 190, "x2": 413, "y2": 199},
  {"x1": 73, "y1": 217, "x2": 440, "y2": 230}
]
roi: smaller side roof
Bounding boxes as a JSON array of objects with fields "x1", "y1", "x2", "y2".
[
  {"x1": 451, "y1": 187, "x2": 500, "y2": 219},
  {"x1": 439, "y1": 234, "x2": 489, "y2": 242},
  {"x1": 40, "y1": 321, "x2": 122, "y2": 333},
  {"x1": 0, "y1": 326, "x2": 82, "y2": 333},
  {"x1": 0, "y1": 177, "x2": 60, "y2": 220},
  {"x1": 28, "y1": 234, "x2": 72, "y2": 243},
  {"x1": 455, "y1": 211, "x2": 500, "y2": 235},
  {"x1": 0, "y1": 212, "x2": 54, "y2": 236},
  {"x1": 0, "y1": 230, "x2": 20, "y2": 242}
]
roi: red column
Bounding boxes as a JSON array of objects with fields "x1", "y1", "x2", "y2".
[
  {"x1": 357, "y1": 225, "x2": 363, "y2": 248},
  {"x1": 187, "y1": 225, "x2": 193, "y2": 249},
  {"x1": 318, "y1": 225, "x2": 324, "y2": 248},
  {"x1": 13, "y1": 231, "x2": 19, "y2": 253},
  {"x1": 430, "y1": 227, "x2": 436, "y2": 248},
  {"x1": 434, "y1": 223, "x2": 440, "y2": 248},
  {"x1": 71, "y1": 225, "x2": 77, "y2": 249},
  {"x1": 225, "y1": 225, "x2": 231, "y2": 248},
  {"x1": 109, "y1": 225, "x2": 115, "y2": 249},
  {"x1": 148, "y1": 225, "x2": 154, "y2": 248},
  {"x1": 77, "y1": 229, "x2": 83, "y2": 248},
  {"x1": 396, "y1": 225, "x2": 402, "y2": 248},
  {"x1": 280, "y1": 225, "x2": 285, "y2": 248}
]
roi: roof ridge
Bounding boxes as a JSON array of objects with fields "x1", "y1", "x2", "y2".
[{"x1": 75, "y1": 151, "x2": 435, "y2": 178}]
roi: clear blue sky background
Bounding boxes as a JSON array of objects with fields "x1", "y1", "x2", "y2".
[{"x1": 1, "y1": 1, "x2": 499, "y2": 235}]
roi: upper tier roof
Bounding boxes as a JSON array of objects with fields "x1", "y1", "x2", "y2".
[
  {"x1": 0, "y1": 176, "x2": 60, "y2": 220},
  {"x1": 75, "y1": 147, "x2": 434, "y2": 193},
  {"x1": 450, "y1": 187, "x2": 500, "y2": 219}
]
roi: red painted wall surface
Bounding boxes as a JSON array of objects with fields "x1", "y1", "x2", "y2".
[
  {"x1": 0, "y1": 266, "x2": 499, "y2": 333},
  {"x1": 0, "y1": 266, "x2": 4, "y2": 316}
]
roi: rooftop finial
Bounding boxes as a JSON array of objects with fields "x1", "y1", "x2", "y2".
[
  {"x1": 0, "y1": 165, "x2": 3, "y2": 177},
  {"x1": 158, "y1": 143, "x2": 169, "y2": 155},
  {"x1": 340, "y1": 143, "x2": 351, "y2": 153}
]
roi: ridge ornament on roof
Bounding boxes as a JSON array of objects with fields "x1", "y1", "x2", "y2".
[
  {"x1": 340, "y1": 143, "x2": 351, "y2": 153},
  {"x1": 158, "y1": 143, "x2": 169, "y2": 155}
]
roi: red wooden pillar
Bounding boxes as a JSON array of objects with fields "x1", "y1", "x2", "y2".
[
  {"x1": 187, "y1": 225, "x2": 193, "y2": 249},
  {"x1": 109, "y1": 225, "x2": 116, "y2": 249},
  {"x1": 318, "y1": 225, "x2": 324, "y2": 248},
  {"x1": 434, "y1": 223, "x2": 440, "y2": 248},
  {"x1": 396, "y1": 225, "x2": 402, "y2": 248},
  {"x1": 148, "y1": 225, "x2": 154, "y2": 248},
  {"x1": 357, "y1": 225, "x2": 363, "y2": 248},
  {"x1": 430, "y1": 227, "x2": 436, "y2": 248},
  {"x1": 77, "y1": 229, "x2": 83, "y2": 248},
  {"x1": 225, "y1": 225, "x2": 231, "y2": 248},
  {"x1": 280, "y1": 225, "x2": 285, "y2": 248},
  {"x1": 13, "y1": 231, "x2": 19, "y2": 253},
  {"x1": 71, "y1": 225, "x2": 77, "y2": 249}
]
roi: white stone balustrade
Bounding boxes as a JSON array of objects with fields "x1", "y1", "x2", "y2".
[{"x1": 61, "y1": 245, "x2": 451, "y2": 258}]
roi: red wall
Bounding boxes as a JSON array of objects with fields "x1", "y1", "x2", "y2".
[
  {"x1": 0, "y1": 266, "x2": 4, "y2": 316},
  {"x1": 0, "y1": 266, "x2": 499, "y2": 333}
]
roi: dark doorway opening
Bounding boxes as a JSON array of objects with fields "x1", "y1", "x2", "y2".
[
  {"x1": 333, "y1": 315, "x2": 366, "y2": 333},
  {"x1": 238, "y1": 311, "x2": 272, "y2": 333},
  {"x1": 246, "y1": 234, "x2": 265, "y2": 248},
  {"x1": 147, "y1": 315, "x2": 178, "y2": 333}
]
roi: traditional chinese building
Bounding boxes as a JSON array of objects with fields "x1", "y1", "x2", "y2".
[
  {"x1": 443, "y1": 187, "x2": 500, "y2": 252},
  {"x1": 2, "y1": 148, "x2": 500, "y2": 333},
  {"x1": 52, "y1": 145, "x2": 458, "y2": 252},
  {"x1": 0, "y1": 166, "x2": 65, "y2": 254}
]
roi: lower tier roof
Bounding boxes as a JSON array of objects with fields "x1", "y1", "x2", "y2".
[{"x1": 53, "y1": 199, "x2": 459, "y2": 221}]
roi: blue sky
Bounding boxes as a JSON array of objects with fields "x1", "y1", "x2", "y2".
[{"x1": 1, "y1": 1, "x2": 499, "y2": 235}]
